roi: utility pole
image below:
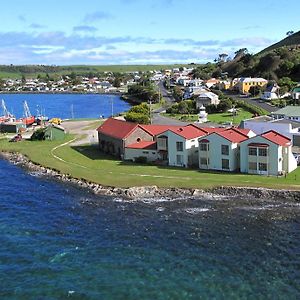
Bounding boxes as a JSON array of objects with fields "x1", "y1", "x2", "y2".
[{"x1": 149, "y1": 99, "x2": 152, "y2": 124}]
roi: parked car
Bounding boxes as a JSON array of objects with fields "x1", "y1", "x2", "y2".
[{"x1": 9, "y1": 134, "x2": 22, "y2": 142}]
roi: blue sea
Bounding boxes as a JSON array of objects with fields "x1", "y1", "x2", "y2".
[
  {"x1": 0, "y1": 93, "x2": 130, "y2": 119},
  {"x1": 0, "y1": 159, "x2": 300, "y2": 299}
]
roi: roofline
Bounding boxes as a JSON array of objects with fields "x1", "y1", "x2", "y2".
[{"x1": 261, "y1": 129, "x2": 291, "y2": 144}]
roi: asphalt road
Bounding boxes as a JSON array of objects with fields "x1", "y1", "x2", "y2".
[{"x1": 225, "y1": 92, "x2": 278, "y2": 113}]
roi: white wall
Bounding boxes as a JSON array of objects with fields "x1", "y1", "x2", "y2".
[
  {"x1": 198, "y1": 134, "x2": 239, "y2": 171},
  {"x1": 240, "y1": 136, "x2": 282, "y2": 175},
  {"x1": 124, "y1": 148, "x2": 159, "y2": 162}
]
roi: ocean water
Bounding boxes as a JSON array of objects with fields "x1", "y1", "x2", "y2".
[
  {"x1": 0, "y1": 93, "x2": 131, "y2": 119},
  {"x1": 0, "y1": 159, "x2": 300, "y2": 299}
]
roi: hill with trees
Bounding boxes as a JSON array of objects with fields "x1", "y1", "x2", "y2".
[{"x1": 216, "y1": 30, "x2": 300, "y2": 82}]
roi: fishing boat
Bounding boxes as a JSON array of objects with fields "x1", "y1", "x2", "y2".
[
  {"x1": 35, "y1": 106, "x2": 49, "y2": 125},
  {"x1": 0, "y1": 99, "x2": 16, "y2": 122},
  {"x1": 19, "y1": 101, "x2": 35, "y2": 126}
]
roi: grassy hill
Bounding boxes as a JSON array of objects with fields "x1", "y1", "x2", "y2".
[{"x1": 0, "y1": 64, "x2": 199, "y2": 79}]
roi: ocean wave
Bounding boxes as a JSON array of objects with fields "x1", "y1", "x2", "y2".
[{"x1": 184, "y1": 207, "x2": 211, "y2": 214}]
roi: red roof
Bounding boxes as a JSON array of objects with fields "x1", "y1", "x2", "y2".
[
  {"x1": 168, "y1": 124, "x2": 208, "y2": 139},
  {"x1": 126, "y1": 141, "x2": 157, "y2": 150},
  {"x1": 232, "y1": 127, "x2": 252, "y2": 136},
  {"x1": 204, "y1": 127, "x2": 226, "y2": 134},
  {"x1": 261, "y1": 130, "x2": 291, "y2": 146},
  {"x1": 218, "y1": 129, "x2": 249, "y2": 143},
  {"x1": 140, "y1": 124, "x2": 181, "y2": 136},
  {"x1": 97, "y1": 118, "x2": 140, "y2": 139}
]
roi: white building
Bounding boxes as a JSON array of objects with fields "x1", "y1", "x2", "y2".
[
  {"x1": 198, "y1": 128, "x2": 251, "y2": 171},
  {"x1": 196, "y1": 91, "x2": 220, "y2": 108},
  {"x1": 240, "y1": 115, "x2": 300, "y2": 146},
  {"x1": 240, "y1": 130, "x2": 297, "y2": 175},
  {"x1": 156, "y1": 125, "x2": 209, "y2": 168},
  {"x1": 271, "y1": 106, "x2": 300, "y2": 122}
]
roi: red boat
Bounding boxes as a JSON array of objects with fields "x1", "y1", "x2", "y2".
[{"x1": 19, "y1": 101, "x2": 35, "y2": 127}]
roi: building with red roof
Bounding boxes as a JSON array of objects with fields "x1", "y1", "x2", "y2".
[
  {"x1": 97, "y1": 118, "x2": 154, "y2": 157},
  {"x1": 198, "y1": 128, "x2": 251, "y2": 172},
  {"x1": 240, "y1": 130, "x2": 297, "y2": 175}
]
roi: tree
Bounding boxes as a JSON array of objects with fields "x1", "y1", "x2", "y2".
[
  {"x1": 218, "y1": 53, "x2": 228, "y2": 63},
  {"x1": 249, "y1": 85, "x2": 263, "y2": 97},
  {"x1": 234, "y1": 48, "x2": 248, "y2": 59},
  {"x1": 172, "y1": 86, "x2": 183, "y2": 101},
  {"x1": 124, "y1": 103, "x2": 150, "y2": 124}
]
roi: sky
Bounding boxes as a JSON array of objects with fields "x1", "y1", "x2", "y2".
[{"x1": 0, "y1": 0, "x2": 299, "y2": 65}]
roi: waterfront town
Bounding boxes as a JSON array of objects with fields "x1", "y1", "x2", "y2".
[{"x1": 1, "y1": 63, "x2": 300, "y2": 178}]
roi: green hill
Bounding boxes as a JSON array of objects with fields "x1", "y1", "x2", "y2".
[
  {"x1": 258, "y1": 30, "x2": 300, "y2": 56},
  {"x1": 220, "y1": 30, "x2": 300, "y2": 82}
]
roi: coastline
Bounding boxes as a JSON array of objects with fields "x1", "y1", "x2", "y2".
[{"x1": 1, "y1": 151, "x2": 300, "y2": 201}]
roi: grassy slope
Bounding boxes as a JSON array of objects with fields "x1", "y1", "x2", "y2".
[
  {"x1": 0, "y1": 64, "x2": 199, "y2": 79},
  {"x1": 0, "y1": 133, "x2": 299, "y2": 190}
]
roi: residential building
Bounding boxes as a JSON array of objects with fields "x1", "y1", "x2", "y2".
[
  {"x1": 237, "y1": 77, "x2": 268, "y2": 94},
  {"x1": 97, "y1": 118, "x2": 154, "y2": 157},
  {"x1": 156, "y1": 125, "x2": 210, "y2": 168},
  {"x1": 271, "y1": 106, "x2": 300, "y2": 122},
  {"x1": 196, "y1": 91, "x2": 220, "y2": 108},
  {"x1": 240, "y1": 115, "x2": 300, "y2": 146},
  {"x1": 198, "y1": 128, "x2": 250, "y2": 171},
  {"x1": 240, "y1": 130, "x2": 297, "y2": 175}
]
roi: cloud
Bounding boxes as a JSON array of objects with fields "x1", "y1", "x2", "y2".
[
  {"x1": 18, "y1": 15, "x2": 26, "y2": 22},
  {"x1": 0, "y1": 30, "x2": 274, "y2": 65},
  {"x1": 83, "y1": 11, "x2": 113, "y2": 23},
  {"x1": 73, "y1": 25, "x2": 98, "y2": 33},
  {"x1": 29, "y1": 23, "x2": 47, "y2": 29}
]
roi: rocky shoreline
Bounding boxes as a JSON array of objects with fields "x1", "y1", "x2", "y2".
[{"x1": 1, "y1": 151, "x2": 300, "y2": 201}]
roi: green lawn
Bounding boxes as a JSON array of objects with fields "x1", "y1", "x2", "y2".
[
  {"x1": 164, "y1": 109, "x2": 252, "y2": 125},
  {"x1": 0, "y1": 133, "x2": 300, "y2": 190},
  {"x1": 208, "y1": 109, "x2": 253, "y2": 125}
]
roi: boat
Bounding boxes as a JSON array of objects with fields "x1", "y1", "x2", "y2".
[
  {"x1": 35, "y1": 106, "x2": 49, "y2": 125},
  {"x1": 0, "y1": 99, "x2": 16, "y2": 123},
  {"x1": 19, "y1": 101, "x2": 35, "y2": 126}
]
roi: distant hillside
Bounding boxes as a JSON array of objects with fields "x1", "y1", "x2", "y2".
[
  {"x1": 0, "y1": 64, "x2": 198, "y2": 79},
  {"x1": 258, "y1": 30, "x2": 300, "y2": 55},
  {"x1": 220, "y1": 30, "x2": 300, "y2": 82}
]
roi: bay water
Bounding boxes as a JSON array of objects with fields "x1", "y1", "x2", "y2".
[
  {"x1": 0, "y1": 159, "x2": 299, "y2": 299},
  {"x1": 0, "y1": 93, "x2": 130, "y2": 119}
]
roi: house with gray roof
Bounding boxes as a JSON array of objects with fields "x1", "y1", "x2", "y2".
[{"x1": 271, "y1": 106, "x2": 300, "y2": 122}]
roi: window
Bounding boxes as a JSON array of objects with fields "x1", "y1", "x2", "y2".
[
  {"x1": 158, "y1": 138, "x2": 167, "y2": 148},
  {"x1": 249, "y1": 162, "x2": 257, "y2": 170},
  {"x1": 176, "y1": 141, "x2": 183, "y2": 152},
  {"x1": 200, "y1": 143, "x2": 209, "y2": 151},
  {"x1": 200, "y1": 157, "x2": 209, "y2": 165},
  {"x1": 258, "y1": 148, "x2": 267, "y2": 156},
  {"x1": 222, "y1": 159, "x2": 229, "y2": 170},
  {"x1": 176, "y1": 155, "x2": 183, "y2": 165},
  {"x1": 258, "y1": 163, "x2": 267, "y2": 171},
  {"x1": 248, "y1": 147, "x2": 257, "y2": 156},
  {"x1": 142, "y1": 151, "x2": 149, "y2": 154},
  {"x1": 221, "y1": 144, "x2": 229, "y2": 155}
]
